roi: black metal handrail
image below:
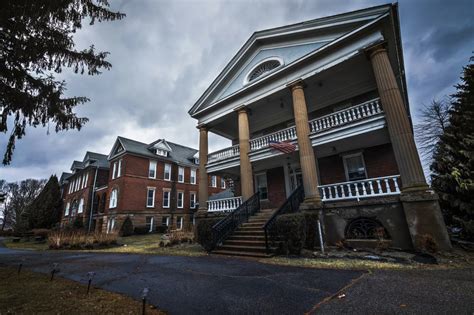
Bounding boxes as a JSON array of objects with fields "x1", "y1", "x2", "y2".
[
  {"x1": 263, "y1": 185, "x2": 305, "y2": 253},
  {"x1": 208, "y1": 192, "x2": 260, "y2": 252}
]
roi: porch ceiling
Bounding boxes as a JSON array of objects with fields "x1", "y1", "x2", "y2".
[{"x1": 209, "y1": 54, "x2": 377, "y2": 140}]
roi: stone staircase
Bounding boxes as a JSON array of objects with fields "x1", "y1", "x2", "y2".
[{"x1": 212, "y1": 208, "x2": 276, "y2": 258}]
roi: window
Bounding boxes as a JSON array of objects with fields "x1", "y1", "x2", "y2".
[
  {"x1": 176, "y1": 216, "x2": 183, "y2": 230},
  {"x1": 211, "y1": 175, "x2": 217, "y2": 187},
  {"x1": 68, "y1": 183, "x2": 72, "y2": 194},
  {"x1": 164, "y1": 164, "x2": 171, "y2": 181},
  {"x1": 343, "y1": 153, "x2": 367, "y2": 181},
  {"x1": 78, "y1": 198, "x2": 84, "y2": 213},
  {"x1": 84, "y1": 173, "x2": 89, "y2": 188},
  {"x1": 194, "y1": 158, "x2": 199, "y2": 165},
  {"x1": 246, "y1": 58, "x2": 282, "y2": 83},
  {"x1": 146, "y1": 216, "x2": 154, "y2": 233},
  {"x1": 161, "y1": 216, "x2": 170, "y2": 226},
  {"x1": 221, "y1": 178, "x2": 226, "y2": 189},
  {"x1": 117, "y1": 159, "x2": 122, "y2": 177},
  {"x1": 109, "y1": 189, "x2": 118, "y2": 208},
  {"x1": 190, "y1": 192, "x2": 196, "y2": 209},
  {"x1": 178, "y1": 167, "x2": 184, "y2": 183},
  {"x1": 156, "y1": 149, "x2": 168, "y2": 157},
  {"x1": 149, "y1": 161, "x2": 157, "y2": 179},
  {"x1": 177, "y1": 191, "x2": 184, "y2": 208},
  {"x1": 147, "y1": 188, "x2": 155, "y2": 207},
  {"x1": 255, "y1": 173, "x2": 268, "y2": 200},
  {"x1": 107, "y1": 217, "x2": 115, "y2": 234},
  {"x1": 190, "y1": 169, "x2": 196, "y2": 184},
  {"x1": 65, "y1": 202, "x2": 70, "y2": 216},
  {"x1": 163, "y1": 190, "x2": 170, "y2": 208},
  {"x1": 112, "y1": 162, "x2": 117, "y2": 179}
]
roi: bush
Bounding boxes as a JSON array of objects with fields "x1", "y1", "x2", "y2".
[
  {"x1": 156, "y1": 225, "x2": 168, "y2": 233},
  {"x1": 168, "y1": 229, "x2": 194, "y2": 245},
  {"x1": 72, "y1": 216, "x2": 84, "y2": 230},
  {"x1": 196, "y1": 218, "x2": 221, "y2": 251},
  {"x1": 32, "y1": 229, "x2": 50, "y2": 239},
  {"x1": 133, "y1": 227, "x2": 149, "y2": 235},
  {"x1": 303, "y1": 212, "x2": 319, "y2": 250},
  {"x1": 48, "y1": 230, "x2": 117, "y2": 250},
  {"x1": 275, "y1": 213, "x2": 306, "y2": 255},
  {"x1": 0, "y1": 230, "x2": 13, "y2": 237},
  {"x1": 120, "y1": 217, "x2": 134, "y2": 237}
]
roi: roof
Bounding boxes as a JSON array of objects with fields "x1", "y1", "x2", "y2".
[
  {"x1": 70, "y1": 151, "x2": 109, "y2": 171},
  {"x1": 109, "y1": 136, "x2": 199, "y2": 167},
  {"x1": 188, "y1": 4, "x2": 398, "y2": 117},
  {"x1": 59, "y1": 172, "x2": 73, "y2": 185},
  {"x1": 208, "y1": 189, "x2": 235, "y2": 200}
]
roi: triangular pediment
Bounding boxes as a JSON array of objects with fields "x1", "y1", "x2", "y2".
[
  {"x1": 150, "y1": 139, "x2": 172, "y2": 152},
  {"x1": 189, "y1": 4, "x2": 392, "y2": 117},
  {"x1": 108, "y1": 137, "x2": 126, "y2": 160}
]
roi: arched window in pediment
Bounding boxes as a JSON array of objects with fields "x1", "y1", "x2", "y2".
[{"x1": 245, "y1": 57, "x2": 283, "y2": 84}]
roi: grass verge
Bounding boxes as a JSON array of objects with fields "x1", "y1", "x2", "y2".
[
  {"x1": 0, "y1": 266, "x2": 165, "y2": 314},
  {"x1": 3, "y1": 238, "x2": 48, "y2": 251}
]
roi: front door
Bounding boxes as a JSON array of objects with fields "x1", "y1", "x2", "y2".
[
  {"x1": 255, "y1": 173, "x2": 268, "y2": 200},
  {"x1": 290, "y1": 168, "x2": 303, "y2": 192}
]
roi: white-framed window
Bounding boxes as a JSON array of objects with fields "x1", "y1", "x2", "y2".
[
  {"x1": 178, "y1": 167, "x2": 184, "y2": 183},
  {"x1": 164, "y1": 163, "x2": 171, "y2": 181},
  {"x1": 109, "y1": 189, "x2": 118, "y2": 208},
  {"x1": 65, "y1": 202, "x2": 70, "y2": 216},
  {"x1": 156, "y1": 149, "x2": 168, "y2": 157},
  {"x1": 190, "y1": 169, "x2": 196, "y2": 184},
  {"x1": 211, "y1": 175, "x2": 217, "y2": 188},
  {"x1": 176, "y1": 216, "x2": 183, "y2": 230},
  {"x1": 147, "y1": 187, "x2": 156, "y2": 208},
  {"x1": 68, "y1": 183, "x2": 72, "y2": 194},
  {"x1": 161, "y1": 216, "x2": 170, "y2": 226},
  {"x1": 73, "y1": 178, "x2": 77, "y2": 192},
  {"x1": 117, "y1": 159, "x2": 122, "y2": 177},
  {"x1": 343, "y1": 153, "x2": 367, "y2": 181},
  {"x1": 78, "y1": 198, "x2": 84, "y2": 214},
  {"x1": 146, "y1": 216, "x2": 154, "y2": 233},
  {"x1": 107, "y1": 217, "x2": 115, "y2": 234},
  {"x1": 112, "y1": 161, "x2": 117, "y2": 179},
  {"x1": 84, "y1": 173, "x2": 89, "y2": 188},
  {"x1": 177, "y1": 191, "x2": 184, "y2": 208},
  {"x1": 149, "y1": 160, "x2": 157, "y2": 179},
  {"x1": 220, "y1": 178, "x2": 226, "y2": 189},
  {"x1": 162, "y1": 190, "x2": 170, "y2": 208},
  {"x1": 190, "y1": 192, "x2": 196, "y2": 209}
]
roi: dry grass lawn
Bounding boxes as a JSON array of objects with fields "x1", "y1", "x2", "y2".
[{"x1": 0, "y1": 266, "x2": 165, "y2": 314}]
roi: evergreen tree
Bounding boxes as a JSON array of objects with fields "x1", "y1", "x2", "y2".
[
  {"x1": 27, "y1": 175, "x2": 62, "y2": 229},
  {"x1": 0, "y1": 0, "x2": 125, "y2": 165},
  {"x1": 120, "y1": 216, "x2": 134, "y2": 237},
  {"x1": 431, "y1": 56, "x2": 474, "y2": 240}
]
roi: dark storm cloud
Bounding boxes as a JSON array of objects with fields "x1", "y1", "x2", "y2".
[{"x1": 1, "y1": 0, "x2": 473, "y2": 182}]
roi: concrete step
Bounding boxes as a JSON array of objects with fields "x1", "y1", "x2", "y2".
[
  {"x1": 212, "y1": 250, "x2": 273, "y2": 258},
  {"x1": 223, "y1": 240, "x2": 266, "y2": 247},
  {"x1": 227, "y1": 235, "x2": 266, "y2": 241},
  {"x1": 237, "y1": 226, "x2": 264, "y2": 232},
  {"x1": 241, "y1": 222, "x2": 265, "y2": 228},
  {"x1": 233, "y1": 230, "x2": 265, "y2": 236},
  {"x1": 217, "y1": 244, "x2": 268, "y2": 253}
]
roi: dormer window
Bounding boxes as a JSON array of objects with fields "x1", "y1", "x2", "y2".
[
  {"x1": 194, "y1": 158, "x2": 199, "y2": 165},
  {"x1": 245, "y1": 57, "x2": 283, "y2": 84},
  {"x1": 156, "y1": 149, "x2": 168, "y2": 157}
]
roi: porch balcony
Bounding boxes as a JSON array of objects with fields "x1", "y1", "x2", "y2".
[
  {"x1": 207, "y1": 98, "x2": 384, "y2": 171},
  {"x1": 207, "y1": 175, "x2": 401, "y2": 212}
]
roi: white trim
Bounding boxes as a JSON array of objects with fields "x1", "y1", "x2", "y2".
[
  {"x1": 112, "y1": 162, "x2": 117, "y2": 180},
  {"x1": 146, "y1": 216, "x2": 154, "y2": 233},
  {"x1": 211, "y1": 175, "x2": 217, "y2": 188},
  {"x1": 78, "y1": 198, "x2": 84, "y2": 214},
  {"x1": 190, "y1": 192, "x2": 196, "y2": 209},
  {"x1": 109, "y1": 189, "x2": 118, "y2": 208},
  {"x1": 64, "y1": 202, "x2": 70, "y2": 216},
  {"x1": 176, "y1": 216, "x2": 184, "y2": 230},
  {"x1": 117, "y1": 159, "x2": 122, "y2": 177},
  {"x1": 243, "y1": 56, "x2": 284, "y2": 85}
]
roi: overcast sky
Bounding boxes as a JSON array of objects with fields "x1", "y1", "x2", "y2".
[{"x1": 1, "y1": 0, "x2": 473, "y2": 183}]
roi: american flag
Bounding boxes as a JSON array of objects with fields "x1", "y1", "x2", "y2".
[{"x1": 269, "y1": 140, "x2": 296, "y2": 154}]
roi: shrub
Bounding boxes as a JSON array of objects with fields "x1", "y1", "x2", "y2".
[
  {"x1": 48, "y1": 230, "x2": 118, "y2": 250},
  {"x1": 0, "y1": 230, "x2": 13, "y2": 237},
  {"x1": 156, "y1": 225, "x2": 168, "y2": 234},
  {"x1": 133, "y1": 227, "x2": 149, "y2": 235},
  {"x1": 275, "y1": 213, "x2": 306, "y2": 255},
  {"x1": 120, "y1": 217, "x2": 134, "y2": 237},
  {"x1": 72, "y1": 216, "x2": 84, "y2": 230},
  {"x1": 196, "y1": 218, "x2": 221, "y2": 251},
  {"x1": 168, "y1": 229, "x2": 194, "y2": 245},
  {"x1": 32, "y1": 229, "x2": 50, "y2": 239},
  {"x1": 303, "y1": 212, "x2": 319, "y2": 250}
]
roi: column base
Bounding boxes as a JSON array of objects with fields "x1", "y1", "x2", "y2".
[
  {"x1": 299, "y1": 197, "x2": 323, "y2": 211},
  {"x1": 401, "y1": 183, "x2": 431, "y2": 193},
  {"x1": 401, "y1": 190, "x2": 452, "y2": 251}
]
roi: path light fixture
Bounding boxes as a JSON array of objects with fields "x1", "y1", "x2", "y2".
[
  {"x1": 87, "y1": 271, "x2": 96, "y2": 295},
  {"x1": 142, "y1": 287, "x2": 149, "y2": 315},
  {"x1": 50, "y1": 263, "x2": 59, "y2": 281}
]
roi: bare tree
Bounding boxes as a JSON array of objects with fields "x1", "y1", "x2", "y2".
[{"x1": 415, "y1": 99, "x2": 451, "y2": 161}]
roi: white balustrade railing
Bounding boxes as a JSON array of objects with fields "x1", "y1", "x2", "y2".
[
  {"x1": 319, "y1": 175, "x2": 400, "y2": 202},
  {"x1": 310, "y1": 98, "x2": 382, "y2": 133},
  {"x1": 207, "y1": 98, "x2": 383, "y2": 164},
  {"x1": 250, "y1": 125, "x2": 297, "y2": 151},
  {"x1": 207, "y1": 145, "x2": 240, "y2": 163},
  {"x1": 207, "y1": 196, "x2": 243, "y2": 212}
]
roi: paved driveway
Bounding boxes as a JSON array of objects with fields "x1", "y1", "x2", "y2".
[{"x1": 0, "y1": 246, "x2": 362, "y2": 314}]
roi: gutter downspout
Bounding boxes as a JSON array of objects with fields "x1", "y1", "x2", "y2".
[{"x1": 88, "y1": 165, "x2": 99, "y2": 233}]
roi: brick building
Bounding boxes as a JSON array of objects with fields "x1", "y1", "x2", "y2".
[
  {"x1": 97, "y1": 136, "x2": 226, "y2": 233},
  {"x1": 189, "y1": 4, "x2": 451, "y2": 256},
  {"x1": 60, "y1": 152, "x2": 110, "y2": 230}
]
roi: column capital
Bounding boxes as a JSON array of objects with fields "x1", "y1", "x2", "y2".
[
  {"x1": 234, "y1": 105, "x2": 249, "y2": 114},
  {"x1": 365, "y1": 41, "x2": 388, "y2": 59},
  {"x1": 196, "y1": 123, "x2": 208, "y2": 131},
  {"x1": 286, "y1": 79, "x2": 306, "y2": 91}
]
